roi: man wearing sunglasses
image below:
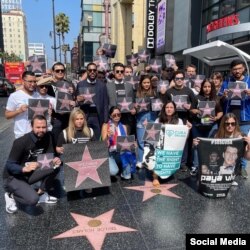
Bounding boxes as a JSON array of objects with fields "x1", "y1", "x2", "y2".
[
  {"x1": 5, "y1": 71, "x2": 39, "y2": 138},
  {"x1": 76, "y1": 62, "x2": 109, "y2": 139},
  {"x1": 106, "y1": 63, "x2": 136, "y2": 134},
  {"x1": 37, "y1": 62, "x2": 76, "y2": 142}
]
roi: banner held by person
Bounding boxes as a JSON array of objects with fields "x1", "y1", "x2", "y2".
[{"x1": 197, "y1": 138, "x2": 244, "y2": 198}]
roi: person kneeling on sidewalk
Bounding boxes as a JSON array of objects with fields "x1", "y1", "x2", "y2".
[{"x1": 3, "y1": 115, "x2": 61, "y2": 214}]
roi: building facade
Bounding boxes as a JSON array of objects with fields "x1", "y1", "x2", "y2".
[
  {"x1": 28, "y1": 43, "x2": 45, "y2": 56},
  {"x1": 2, "y1": 9, "x2": 28, "y2": 61},
  {"x1": 1, "y1": 0, "x2": 22, "y2": 13},
  {"x1": 79, "y1": 0, "x2": 111, "y2": 67}
]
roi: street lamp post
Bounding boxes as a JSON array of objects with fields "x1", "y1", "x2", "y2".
[{"x1": 52, "y1": 0, "x2": 57, "y2": 62}]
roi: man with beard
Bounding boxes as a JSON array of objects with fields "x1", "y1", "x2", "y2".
[
  {"x1": 5, "y1": 71, "x2": 39, "y2": 138},
  {"x1": 219, "y1": 59, "x2": 250, "y2": 178},
  {"x1": 3, "y1": 115, "x2": 61, "y2": 214},
  {"x1": 76, "y1": 62, "x2": 109, "y2": 139}
]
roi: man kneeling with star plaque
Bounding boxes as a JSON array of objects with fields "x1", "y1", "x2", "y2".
[{"x1": 3, "y1": 115, "x2": 61, "y2": 214}]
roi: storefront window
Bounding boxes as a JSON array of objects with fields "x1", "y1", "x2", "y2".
[
  {"x1": 220, "y1": 0, "x2": 236, "y2": 17},
  {"x1": 237, "y1": 0, "x2": 250, "y2": 10},
  {"x1": 206, "y1": 4, "x2": 219, "y2": 24},
  {"x1": 203, "y1": 0, "x2": 219, "y2": 9}
]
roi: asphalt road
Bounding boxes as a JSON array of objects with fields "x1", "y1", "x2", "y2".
[{"x1": 0, "y1": 97, "x2": 13, "y2": 134}]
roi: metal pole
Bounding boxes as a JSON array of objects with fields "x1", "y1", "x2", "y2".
[{"x1": 52, "y1": 0, "x2": 57, "y2": 61}]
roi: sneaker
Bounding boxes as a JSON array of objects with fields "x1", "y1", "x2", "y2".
[
  {"x1": 38, "y1": 192, "x2": 58, "y2": 204},
  {"x1": 121, "y1": 173, "x2": 131, "y2": 180},
  {"x1": 5, "y1": 192, "x2": 18, "y2": 214},
  {"x1": 190, "y1": 167, "x2": 198, "y2": 176},
  {"x1": 136, "y1": 162, "x2": 143, "y2": 169},
  {"x1": 231, "y1": 181, "x2": 238, "y2": 186},
  {"x1": 241, "y1": 169, "x2": 248, "y2": 179},
  {"x1": 180, "y1": 164, "x2": 188, "y2": 172}
]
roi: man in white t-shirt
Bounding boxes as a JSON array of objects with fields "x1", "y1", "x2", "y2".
[{"x1": 5, "y1": 71, "x2": 38, "y2": 138}]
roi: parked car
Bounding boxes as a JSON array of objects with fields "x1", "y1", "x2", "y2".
[{"x1": 0, "y1": 78, "x2": 16, "y2": 97}]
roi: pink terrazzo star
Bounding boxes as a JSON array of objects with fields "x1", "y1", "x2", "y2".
[
  {"x1": 82, "y1": 88, "x2": 96, "y2": 104},
  {"x1": 152, "y1": 99, "x2": 163, "y2": 111},
  {"x1": 230, "y1": 83, "x2": 243, "y2": 99},
  {"x1": 199, "y1": 103, "x2": 215, "y2": 117},
  {"x1": 29, "y1": 100, "x2": 48, "y2": 117},
  {"x1": 125, "y1": 181, "x2": 181, "y2": 202},
  {"x1": 58, "y1": 94, "x2": 71, "y2": 110},
  {"x1": 117, "y1": 98, "x2": 132, "y2": 112},
  {"x1": 38, "y1": 154, "x2": 53, "y2": 169},
  {"x1": 145, "y1": 125, "x2": 160, "y2": 141},
  {"x1": 65, "y1": 146, "x2": 107, "y2": 187},
  {"x1": 53, "y1": 209, "x2": 136, "y2": 250},
  {"x1": 117, "y1": 138, "x2": 135, "y2": 152}
]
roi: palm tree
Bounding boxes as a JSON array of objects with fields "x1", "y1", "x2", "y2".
[{"x1": 55, "y1": 13, "x2": 70, "y2": 64}]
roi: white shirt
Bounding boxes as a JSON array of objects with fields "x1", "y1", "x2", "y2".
[{"x1": 6, "y1": 89, "x2": 39, "y2": 138}]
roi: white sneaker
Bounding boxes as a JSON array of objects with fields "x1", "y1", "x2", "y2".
[
  {"x1": 38, "y1": 192, "x2": 58, "y2": 204},
  {"x1": 5, "y1": 192, "x2": 18, "y2": 214},
  {"x1": 231, "y1": 181, "x2": 238, "y2": 186}
]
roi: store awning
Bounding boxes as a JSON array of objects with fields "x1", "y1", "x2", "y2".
[{"x1": 183, "y1": 40, "x2": 250, "y2": 67}]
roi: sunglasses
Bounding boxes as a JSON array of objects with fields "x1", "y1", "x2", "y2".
[
  {"x1": 39, "y1": 85, "x2": 48, "y2": 89},
  {"x1": 175, "y1": 77, "x2": 184, "y2": 81},
  {"x1": 88, "y1": 69, "x2": 97, "y2": 73},
  {"x1": 111, "y1": 113, "x2": 121, "y2": 118},
  {"x1": 225, "y1": 122, "x2": 236, "y2": 127},
  {"x1": 115, "y1": 70, "x2": 124, "y2": 74},
  {"x1": 55, "y1": 69, "x2": 65, "y2": 73}
]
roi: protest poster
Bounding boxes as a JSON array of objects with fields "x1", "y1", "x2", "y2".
[
  {"x1": 63, "y1": 142, "x2": 111, "y2": 192},
  {"x1": 138, "y1": 49, "x2": 150, "y2": 63},
  {"x1": 172, "y1": 95, "x2": 188, "y2": 111},
  {"x1": 37, "y1": 153, "x2": 54, "y2": 169},
  {"x1": 154, "y1": 124, "x2": 189, "y2": 179},
  {"x1": 117, "y1": 97, "x2": 133, "y2": 113},
  {"x1": 135, "y1": 97, "x2": 151, "y2": 113},
  {"x1": 117, "y1": 135, "x2": 136, "y2": 153},
  {"x1": 56, "y1": 80, "x2": 72, "y2": 93},
  {"x1": 228, "y1": 81, "x2": 246, "y2": 101},
  {"x1": 157, "y1": 80, "x2": 169, "y2": 93},
  {"x1": 56, "y1": 91, "x2": 74, "y2": 113},
  {"x1": 142, "y1": 122, "x2": 161, "y2": 144},
  {"x1": 151, "y1": 98, "x2": 163, "y2": 112},
  {"x1": 78, "y1": 87, "x2": 96, "y2": 105},
  {"x1": 126, "y1": 53, "x2": 139, "y2": 66},
  {"x1": 124, "y1": 75, "x2": 140, "y2": 90},
  {"x1": 93, "y1": 55, "x2": 109, "y2": 72},
  {"x1": 28, "y1": 99, "x2": 49, "y2": 120},
  {"x1": 198, "y1": 101, "x2": 216, "y2": 124},
  {"x1": 164, "y1": 54, "x2": 176, "y2": 68},
  {"x1": 149, "y1": 58, "x2": 162, "y2": 73},
  {"x1": 103, "y1": 43, "x2": 117, "y2": 58},
  {"x1": 28, "y1": 54, "x2": 46, "y2": 75},
  {"x1": 197, "y1": 138, "x2": 244, "y2": 198}
]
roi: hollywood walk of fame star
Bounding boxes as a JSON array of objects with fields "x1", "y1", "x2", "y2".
[
  {"x1": 58, "y1": 94, "x2": 72, "y2": 110},
  {"x1": 152, "y1": 99, "x2": 163, "y2": 111},
  {"x1": 124, "y1": 181, "x2": 181, "y2": 202},
  {"x1": 150, "y1": 60, "x2": 162, "y2": 73},
  {"x1": 98, "y1": 60, "x2": 108, "y2": 71},
  {"x1": 53, "y1": 209, "x2": 136, "y2": 250},
  {"x1": 29, "y1": 100, "x2": 48, "y2": 118},
  {"x1": 117, "y1": 98, "x2": 132, "y2": 112},
  {"x1": 65, "y1": 146, "x2": 107, "y2": 187},
  {"x1": 137, "y1": 98, "x2": 150, "y2": 112},
  {"x1": 127, "y1": 54, "x2": 138, "y2": 65},
  {"x1": 30, "y1": 56, "x2": 44, "y2": 72},
  {"x1": 57, "y1": 83, "x2": 69, "y2": 93},
  {"x1": 199, "y1": 103, "x2": 215, "y2": 117},
  {"x1": 125, "y1": 76, "x2": 139, "y2": 86},
  {"x1": 117, "y1": 138, "x2": 135, "y2": 152},
  {"x1": 38, "y1": 154, "x2": 53, "y2": 169},
  {"x1": 82, "y1": 88, "x2": 96, "y2": 104},
  {"x1": 145, "y1": 125, "x2": 160, "y2": 141},
  {"x1": 230, "y1": 83, "x2": 243, "y2": 99}
]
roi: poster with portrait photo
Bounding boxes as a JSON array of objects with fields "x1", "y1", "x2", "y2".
[
  {"x1": 228, "y1": 81, "x2": 246, "y2": 100},
  {"x1": 197, "y1": 138, "x2": 244, "y2": 198}
]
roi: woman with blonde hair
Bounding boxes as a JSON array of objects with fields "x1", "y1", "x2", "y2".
[{"x1": 56, "y1": 108, "x2": 94, "y2": 154}]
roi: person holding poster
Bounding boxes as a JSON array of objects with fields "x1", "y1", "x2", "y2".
[
  {"x1": 152, "y1": 101, "x2": 191, "y2": 186},
  {"x1": 101, "y1": 106, "x2": 128, "y2": 178},
  {"x1": 190, "y1": 79, "x2": 223, "y2": 175},
  {"x1": 135, "y1": 75, "x2": 157, "y2": 168}
]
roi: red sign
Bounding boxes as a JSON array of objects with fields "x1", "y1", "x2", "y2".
[
  {"x1": 4, "y1": 62, "x2": 25, "y2": 86},
  {"x1": 206, "y1": 14, "x2": 239, "y2": 33}
]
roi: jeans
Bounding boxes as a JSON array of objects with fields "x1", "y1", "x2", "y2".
[
  {"x1": 109, "y1": 151, "x2": 120, "y2": 176},
  {"x1": 136, "y1": 127, "x2": 145, "y2": 163}
]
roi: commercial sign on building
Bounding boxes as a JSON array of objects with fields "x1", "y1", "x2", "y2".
[
  {"x1": 206, "y1": 14, "x2": 240, "y2": 33},
  {"x1": 146, "y1": 0, "x2": 157, "y2": 50}
]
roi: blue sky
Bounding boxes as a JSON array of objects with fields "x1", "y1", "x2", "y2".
[{"x1": 23, "y1": 0, "x2": 81, "y2": 67}]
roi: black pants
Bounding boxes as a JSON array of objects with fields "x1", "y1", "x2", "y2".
[{"x1": 4, "y1": 168, "x2": 59, "y2": 206}]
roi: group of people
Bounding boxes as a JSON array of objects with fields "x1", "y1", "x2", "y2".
[{"x1": 3, "y1": 56, "x2": 250, "y2": 214}]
